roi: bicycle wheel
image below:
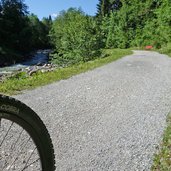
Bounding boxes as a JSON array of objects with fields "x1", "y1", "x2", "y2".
[{"x1": 0, "y1": 95, "x2": 56, "y2": 171}]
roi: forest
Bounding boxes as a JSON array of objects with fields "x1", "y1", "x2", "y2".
[
  {"x1": 1, "y1": 0, "x2": 171, "y2": 66},
  {"x1": 0, "y1": 0, "x2": 52, "y2": 66}
]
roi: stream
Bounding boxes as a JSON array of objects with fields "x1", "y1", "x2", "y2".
[{"x1": 0, "y1": 50, "x2": 51, "y2": 75}]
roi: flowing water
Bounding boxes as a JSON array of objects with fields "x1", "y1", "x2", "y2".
[{"x1": 0, "y1": 50, "x2": 50, "y2": 74}]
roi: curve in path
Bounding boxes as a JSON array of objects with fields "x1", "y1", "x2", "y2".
[{"x1": 15, "y1": 50, "x2": 171, "y2": 171}]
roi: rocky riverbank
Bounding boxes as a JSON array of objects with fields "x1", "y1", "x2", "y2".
[
  {"x1": 0, "y1": 49, "x2": 56, "y2": 82},
  {"x1": 0, "y1": 63, "x2": 57, "y2": 82}
]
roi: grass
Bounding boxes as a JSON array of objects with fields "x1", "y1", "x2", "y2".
[
  {"x1": 151, "y1": 113, "x2": 171, "y2": 171},
  {"x1": 0, "y1": 49, "x2": 132, "y2": 95},
  {"x1": 157, "y1": 43, "x2": 171, "y2": 57}
]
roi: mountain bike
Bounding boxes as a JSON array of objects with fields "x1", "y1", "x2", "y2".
[{"x1": 0, "y1": 94, "x2": 56, "y2": 171}]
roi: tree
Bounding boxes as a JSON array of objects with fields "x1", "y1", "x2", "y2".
[
  {"x1": 96, "y1": 0, "x2": 122, "y2": 17},
  {"x1": 0, "y1": 0, "x2": 53, "y2": 66},
  {"x1": 143, "y1": 0, "x2": 171, "y2": 47},
  {"x1": 0, "y1": 0, "x2": 32, "y2": 65},
  {"x1": 0, "y1": 2, "x2": 3, "y2": 46},
  {"x1": 97, "y1": 0, "x2": 110, "y2": 17},
  {"x1": 42, "y1": 16, "x2": 53, "y2": 47},
  {"x1": 0, "y1": 0, "x2": 29, "y2": 51},
  {"x1": 97, "y1": 0, "x2": 167, "y2": 48},
  {"x1": 50, "y1": 8, "x2": 101, "y2": 66}
]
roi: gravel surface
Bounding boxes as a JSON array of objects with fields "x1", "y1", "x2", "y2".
[
  {"x1": 0, "y1": 119, "x2": 41, "y2": 170},
  {"x1": 14, "y1": 50, "x2": 171, "y2": 171}
]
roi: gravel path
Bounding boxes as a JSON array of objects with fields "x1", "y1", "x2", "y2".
[{"x1": 14, "y1": 50, "x2": 171, "y2": 171}]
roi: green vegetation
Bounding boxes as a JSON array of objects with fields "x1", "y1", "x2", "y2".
[
  {"x1": 43, "y1": 0, "x2": 171, "y2": 68},
  {"x1": 96, "y1": 0, "x2": 171, "y2": 49},
  {"x1": 0, "y1": 49, "x2": 132, "y2": 95},
  {"x1": 0, "y1": 0, "x2": 52, "y2": 66},
  {"x1": 1, "y1": 0, "x2": 171, "y2": 66},
  {"x1": 158, "y1": 43, "x2": 171, "y2": 57},
  {"x1": 50, "y1": 8, "x2": 102, "y2": 66},
  {"x1": 0, "y1": 1, "x2": 171, "y2": 167},
  {"x1": 1, "y1": 0, "x2": 171, "y2": 93},
  {"x1": 151, "y1": 113, "x2": 171, "y2": 171}
]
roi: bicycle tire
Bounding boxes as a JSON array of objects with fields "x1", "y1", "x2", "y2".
[{"x1": 0, "y1": 95, "x2": 56, "y2": 171}]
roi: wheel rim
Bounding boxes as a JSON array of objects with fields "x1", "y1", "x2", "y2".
[{"x1": 0, "y1": 117, "x2": 42, "y2": 171}]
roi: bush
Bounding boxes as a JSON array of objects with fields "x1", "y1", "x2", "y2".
[
  {"x1": 50, "y1": 8, "x2": 101, "y2": 66},
  {"x1": 158, "y1": 43, "x2": 171, "y2": 56}
]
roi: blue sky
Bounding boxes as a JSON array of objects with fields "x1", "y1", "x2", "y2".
[{"x1": 24, "y1": 0, "x2": 99, "y2": 19}]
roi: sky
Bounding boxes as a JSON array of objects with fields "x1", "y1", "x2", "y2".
[{"x1": 24, "y1": 0, "x2": 99, "y2": 20}]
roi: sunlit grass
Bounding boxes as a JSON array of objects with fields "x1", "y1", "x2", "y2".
[
  {"x1": 151, "y1": 113, "x2": 171, "y2": 171},
  {"x1": 0, "y1": 49, "x2": 132, "y2": 95}
]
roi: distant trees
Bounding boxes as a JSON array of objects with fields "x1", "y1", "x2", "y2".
[
  {"x1": 49, "y1": 0, "x2": 171, "y2": 66},
  {"x1": 0, "y1": 0, "x2": 52, "y2": 65},
  {"x1": 0, "y1": 0, "x2": 30, "y2": 65},
  {"x1": 1, "y1": 0, "x2": 171, "y2": 66},
  {"x1": 0, "y1": 0, "x2": 29, "y2": 51},
  {"x1": 96, "y1": 0, "x2": 171, "y2": 49},
  {"x1": 28, "y1": 14, "x2": 52, "y2": 49},
  {"x1": 141, "y1": 0, "x2": 171, "y2": 48},
  {"x1": 96, "y1": 0, "x2": 122, "y2": 17},
  {"x1": 42, "y1": 16, "x2": 53, "y2": 47}
]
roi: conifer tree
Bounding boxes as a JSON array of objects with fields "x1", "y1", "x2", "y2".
[{"x1": 96, "y1": 0, "x2": 122, "y2": 17}]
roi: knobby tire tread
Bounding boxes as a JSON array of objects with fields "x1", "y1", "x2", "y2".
[{"x1": 0, "y1": 94, "x2": 56, "y2": 171}]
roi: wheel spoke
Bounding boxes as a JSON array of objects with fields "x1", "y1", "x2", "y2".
[
  {"x1": 0, "y1": 121, "x2": 14, "y2": 147},
  {"x1": 2, "y1": 128, "x2": 24, "y2": 169},
  {"x1": 21, "y1": 158, "x2": 40, "y2": 171},
  {"x1": 0, "y1": 95, "x2": 55, "y2": 171},
  {"x1": 21, "y1": 147, "x2": 37, "y2": 171},
  {"x1": 6, "y1": 137, "x2": 32, "y2": 170},
  {"x1": 0, "y1": 118, "x2": 41, "y2": 171}
]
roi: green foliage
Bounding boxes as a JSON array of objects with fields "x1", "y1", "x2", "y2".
[
  {"x1": 97, "y1": 0, "x2": 110, "y2": 17},
  {"x1": 151, "y1": 113, "x2": 171, "y2": 171},
  {"x1": 158, "y1": 43, "x2": 171, "y2": 57},
  {"x1": 2, "y1": 0, "x2": 171, "y2": 67},
  {"x1": 0, "y1": 0, "x2": 52, "y2": 66},
  {"x1": 0, "y1": 49, "x2": 132, "y2": 95},
  {"x1": 28, "y1": 14, "x2": 52, "y2": 49},
  {"x1": 0, "y1": 46, "x2": 22, "y2": 66},
  {"x1": 97, "y1": 0, "x2": 171, "y2": 49},
  {"x1": 10, "y1": 71, "x2": 28, "y2": 80},
  {"x1": 50, "y1": 8, "x2": 102, "y2": 66},
  {"x1": 0, "y1": 0, "x2": 29, "y2": 51},
  {"x1": 96, "y1": 0, "x2": 122, "y2": 17}
]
